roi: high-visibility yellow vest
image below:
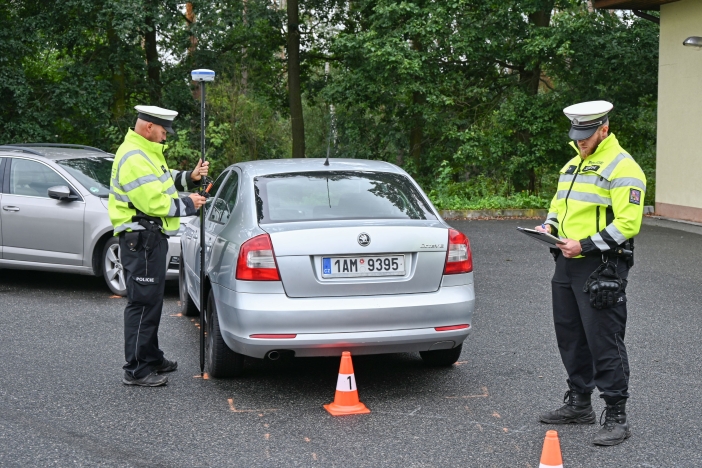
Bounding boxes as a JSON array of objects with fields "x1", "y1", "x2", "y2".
[
  {"x1": 544, "y1": 133, "x2": 646, "y2": 256},
  {"x1": 108, "y1": 129, "x2": 197, "y2": 236}
]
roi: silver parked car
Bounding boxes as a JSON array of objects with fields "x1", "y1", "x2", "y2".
[
  {"x1": 0, "y1": 144, "x2": 184, "y2": 295},
  {"x1": 179, "y1": 159, "x2": 475, "y2": 378}
]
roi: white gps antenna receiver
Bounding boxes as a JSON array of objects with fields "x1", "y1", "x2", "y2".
[{"x1": 191, "y1": 69, "x2": 215, "y2": 82}]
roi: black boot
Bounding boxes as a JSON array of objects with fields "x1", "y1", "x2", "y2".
[
  {"x1": 540, "y1": 388, "x2": 596, "y2": 424},
  {"x1": 593, "y1": 399, "x2": 631, "y2": 446},
  {"x1": 153, "y1": 358, "x2": 178, "y2": 373}
]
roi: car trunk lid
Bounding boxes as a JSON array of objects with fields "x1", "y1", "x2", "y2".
[{"x1": 261, "y1": 220, "x2": 448, "y2": 298}]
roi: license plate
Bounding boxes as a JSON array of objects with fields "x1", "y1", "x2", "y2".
[{"x1": 322, "y1": 255, "x2": 406, "y2": 278}]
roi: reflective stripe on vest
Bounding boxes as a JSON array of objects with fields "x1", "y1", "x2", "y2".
[
  {"x1": 110, "y1": 190, "x2": 131, "y2": 203},
  {"x1": 167, "y1": 198, "x2": 188, "y2": 217},
  {"x1": 610, "y1": 177, "x2": 646, "y2": 191},
  {"x1": 122, "y1": 174, "x2": 159, "y2": 192},
  {"x1": 599, "y1": 153, "x2": 632, "y2": 180},
  {"x1": 559, "y1": 174, "x2": 611, "y2": 190},
  {"x1": 556, "y1": 190, "x2": 611, "y2": 206},
  {"x1": 114, "y1": 222, "x2": 144, "y2": 234}
]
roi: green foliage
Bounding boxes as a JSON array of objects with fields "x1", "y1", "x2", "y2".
[
  {"x1": 428, "y1": 162, "x2": 551, "y2": 210},
  {"x1": 324, "y1": 1, "x2": 659, "y2": 200},
  {"x1": 0, "y1": 0, "x2": 659, "y2": 207},
  {"x1": 429, "y1": 192, "x2": 551, "y2": 211},
  {"x1": 204, "y1": 78, "x2": 292, "y2": 168}
]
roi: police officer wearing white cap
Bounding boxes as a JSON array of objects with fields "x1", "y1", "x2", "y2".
[
  {"x1": 534, "y1": 101, "x2": 646, "y2": 446},
  {"x1": 108, "y1": 105, "x2": 209, "y2": 387}
]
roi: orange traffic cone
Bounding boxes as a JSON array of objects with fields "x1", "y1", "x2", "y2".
[
  {"x1": 324, "y1": 351, "x2": 371, "y2": 416},
  {"x1": 539, "y1": 430, "x2": 564, "y2": 468}
]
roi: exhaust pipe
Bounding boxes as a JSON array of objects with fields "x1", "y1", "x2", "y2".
[{"x1": 267, "y1": 350, "x2": 281, "y2": 361}]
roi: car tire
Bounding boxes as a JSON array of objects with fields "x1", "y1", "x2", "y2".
[
  {"x1": 178, "y1": 256, "x2": 199, "y2": 317},
  {"x1": 102, "y1": 237, "x2": 127, "y2": 297},
  {"x1": 205, "y1": 289, "x2": 245, "y2": 378},
  {"x1": 420, "y1": 344, "x2": 463, "y2": 367}
]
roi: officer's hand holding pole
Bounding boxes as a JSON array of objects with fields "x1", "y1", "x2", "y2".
[
  {"x1": 190, "y1": 159, "x2": 210, "y2": 181},
  {"x1": 189, "y1": 193, "x2": 207, "y2": 209}
]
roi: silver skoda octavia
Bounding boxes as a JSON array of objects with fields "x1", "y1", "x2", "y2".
[{"x1": 179, "y1": 159, "x2": 475, "y2": 377}]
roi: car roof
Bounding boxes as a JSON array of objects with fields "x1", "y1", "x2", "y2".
[
  {"x1": 0, "y1": 144, "x2": 112, "y2": 161},
  {"x1": 234, "y1": 158, "x2": 405, "y2": 178}
]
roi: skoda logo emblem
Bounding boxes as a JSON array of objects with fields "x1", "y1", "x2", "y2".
[{"x1": 357, "y1": 233, "x2": 371, "y2": 247}]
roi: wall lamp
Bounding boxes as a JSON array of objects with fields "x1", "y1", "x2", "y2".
[{"x1": 683, "y1": 37, "x2": 702, "y2": 48}]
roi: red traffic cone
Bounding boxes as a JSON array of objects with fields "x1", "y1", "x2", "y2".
[
  {"x1": 324, "y1": 351, "x2": 370, "y2": 416},
  {"x1": 539, "y1": 430, "x2": 564, "y2": 468}
]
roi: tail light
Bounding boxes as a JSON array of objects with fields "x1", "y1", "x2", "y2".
[
  {"x1": 435, "y1": 324, "x2": 470, "y2": 332},
  {"x1": 236, "y1": 234, "x2": 281, "y2": 281},
  {"x1": 443, "y1": 228, "x2": 473, "y2": 274}
]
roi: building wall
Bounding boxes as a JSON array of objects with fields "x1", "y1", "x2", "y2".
[{"x1": 656, "y1": 0, "x2": 702, "y2": 222}]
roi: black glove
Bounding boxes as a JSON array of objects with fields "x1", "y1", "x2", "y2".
[{"x1": 583, "y1": 261, "x2": 623, "y2": 310}]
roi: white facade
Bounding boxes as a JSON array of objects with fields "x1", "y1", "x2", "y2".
[{"x1": 655, "y1": 0, "x2": 702, "y2": 222}]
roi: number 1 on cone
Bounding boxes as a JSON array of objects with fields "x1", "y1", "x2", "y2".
[{"x1": 337, "y1": 373, "x2": 357, "y2": 392}]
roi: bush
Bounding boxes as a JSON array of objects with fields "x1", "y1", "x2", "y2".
[
  {"x1": 429, "y1": 191, "x2": 550, "y2": 211},
  {"x1": 427, "y1": 161, "x2": 550, "y2": 210}
]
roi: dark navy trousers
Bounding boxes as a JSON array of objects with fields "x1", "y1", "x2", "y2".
[
  {"x1": 552, "y1": 254, "x2": 630, "y2": 403},
  {"x1": 119, "y1": 232, "x2": 168, "y2": 379}
]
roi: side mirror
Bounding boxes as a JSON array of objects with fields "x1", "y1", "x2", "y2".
[{"x1": 48, "y1": 185, "x2": 78, "y2": 201}]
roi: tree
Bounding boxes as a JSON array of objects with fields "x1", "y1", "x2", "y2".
[
  {"x1": 0, "y1": 0, "x2": 660, "y2": 203},
  {"x1": 322, "y1": 1, "x2": 658, "y2": 198},
  {"x1": 324, "y1": 0, "x2": 501, "y2": 176},
  {"x1": 286, "y1": 0, "x2": 305, "y2": 157}
]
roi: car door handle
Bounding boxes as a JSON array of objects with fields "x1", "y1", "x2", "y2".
[{"x1": 2, "y1": 206, "x2": 19, "y2": 212}]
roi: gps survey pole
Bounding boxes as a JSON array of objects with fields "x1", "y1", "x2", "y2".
[{"x1": 191, "y1": 68, "x2": 215, "y2": 376}]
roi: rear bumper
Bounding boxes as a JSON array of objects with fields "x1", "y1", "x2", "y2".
[
  {"x1": 225, "y1": 327, "x2": 471, "y2": 358},
  {"x1": 213, "y1": 282, "x2": 475, "y2": 359}
]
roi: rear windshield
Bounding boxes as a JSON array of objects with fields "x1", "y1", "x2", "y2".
[{"x1": 254, "y1": 171, "x2": 437, "y2": 224}]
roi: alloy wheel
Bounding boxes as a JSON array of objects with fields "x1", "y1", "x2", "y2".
[{"x1": 105, "y1": 243, "x2": 126, "y2": 293}]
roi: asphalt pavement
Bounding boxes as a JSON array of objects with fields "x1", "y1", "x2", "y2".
[{"x1": 0, "y1": 219, "x2": 700, "y2": 467}]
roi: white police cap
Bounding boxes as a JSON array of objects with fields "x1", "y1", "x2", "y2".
[
  {"x1": 134, "y1": 105, "x2": 178, "y2": 134},
  {"x1": 563, "y1": 100, "x2": 613, "y2": 140}
]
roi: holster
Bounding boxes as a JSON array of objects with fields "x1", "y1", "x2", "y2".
[
  {"x1": 132, "y1": 213, "x2": 164, "y2": 252},
  {"x1": 623, "y1": 238, "x2": 634, "y2": 268}
]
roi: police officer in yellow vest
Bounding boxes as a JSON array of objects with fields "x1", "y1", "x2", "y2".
[
  {"x1": 109, "y1": 105, "x2": 208, "y2": 387},
  {"x1": 535, "y1": 101, "x2": 645, "y2": 446}
]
